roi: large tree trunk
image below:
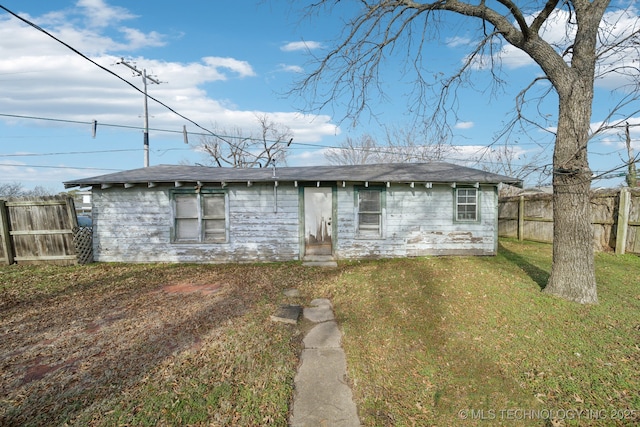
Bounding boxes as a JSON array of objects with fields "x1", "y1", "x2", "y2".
[
  {"x1": 541, "y1": 2, "x2": 603, "y2": 304},
  {"x1": 544, "y1": 81, "x2": 597, "y2": 304}
]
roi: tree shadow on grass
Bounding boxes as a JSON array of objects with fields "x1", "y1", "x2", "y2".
[
  {"x1": 0, "y1": 262, "x2": 342, "y2": 427},
  {"x1": 498, "y1": 242, "x2": 550, "y2": 290}
]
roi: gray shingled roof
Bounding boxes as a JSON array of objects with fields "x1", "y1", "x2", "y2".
[{"x1": 63, "y1": 162, "x2": 522, "y2": 188}]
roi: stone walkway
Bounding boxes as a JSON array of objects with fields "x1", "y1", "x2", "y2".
[{"x1": 289, "y1": 298, "x2": 361, "y2": 426}]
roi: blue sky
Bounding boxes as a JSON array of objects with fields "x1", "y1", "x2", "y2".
[{"x1": 0, "y1": 0, "x2": 638, "y2": 192}]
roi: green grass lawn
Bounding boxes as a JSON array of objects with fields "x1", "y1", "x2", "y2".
[
  {"x1": 1, "y1": 239, "x2": 638, "y2": 426},
  {"x1": 296, "y1": 239, "x2": 640, "y2": 426}
]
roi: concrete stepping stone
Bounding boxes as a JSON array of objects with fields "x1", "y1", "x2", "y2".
[
  {"x1": 290, "y1": 348, "x2": 360, "y2": 427},
  {"x1": 270, "y1": 304, "x2": 302, "y2": 324},
  {"x1": 291, "y1": 298, "x2": 360, "y2": 427},
  {"x1": 303, "y1": 298, "x2": 335, "y2": 323},
  {"x1": 303, "y1": 321, "x2": 342, "y2": 349}
]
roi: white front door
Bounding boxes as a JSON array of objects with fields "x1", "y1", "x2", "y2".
[{"x1": 303, "y1": 187, "x2": 333, "y2": 256}]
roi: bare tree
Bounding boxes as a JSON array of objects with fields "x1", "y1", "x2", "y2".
[
  {"x1": 0, "y1": 182, "x2": 24, "y2": 198},
  {"x1": 325, "y1": 134, "x2": 382, "y2": 165},
  {"x1": 382, "y1": 125, "x2": 456, "y2": 162},
  {"x1": 327, "y1": 126, "x2": 455, "y2": 165},
  {"x1": 295, "y1": 1, "x2": 640, "y2": 304},
  {"x1": 476, "y1": 143, "x2": 549, "y2": 187},
  {"x1": 198, "y1": 114, "x2": 293, "y2": 168},
  {"x1": 0, "y1": 182, "x2": 54, "y2": 198}
]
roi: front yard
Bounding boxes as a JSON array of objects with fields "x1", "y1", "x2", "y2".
[
  {"x1": 1, "y1": 239, "x2": 638, "y2": 426},
  {"x1": 0, "y1": 263, "x2": 326, "y2": 426}
]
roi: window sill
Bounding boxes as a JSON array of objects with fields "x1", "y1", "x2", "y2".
[
  {"x1": 355, "y1": 234, "x2": 383, "y2": 240},
  {"x1": 171, "y1": 241, "x2": 229, "y2": 245}
]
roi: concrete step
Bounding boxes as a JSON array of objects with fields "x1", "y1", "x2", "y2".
[
  {"x1": 290, "y1": 298, "x2": 360, "y2": 426},
  {"x1": 302, "y1": 255, "x2": 337, "y2": 267}
]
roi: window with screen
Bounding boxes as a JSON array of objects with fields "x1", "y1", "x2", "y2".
[
  {"x1": 456, "y1": 188, "x2": 478, "y2": 221},
  {"x1": 172, "y1": 191, "x2": 227, "y2": 243},
  {"x1": 357, "y1": 187, "x2": 383, "y2": 237}
]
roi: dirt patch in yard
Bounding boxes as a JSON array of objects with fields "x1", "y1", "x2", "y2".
[
  {"x1": 159, "y1": 281, "x2": 225, "y2": 295},
  {"x1": 0, "y1": 264, "x2": 302, "y2": 426}
]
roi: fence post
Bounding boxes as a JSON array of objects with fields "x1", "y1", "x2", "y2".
[
  {"x1": 65, "y1": 197, "x2": 79, "y2": 228},
  {"x1": 0, "y1": 200, "x2": 15, "y2": 265},
  {"x1": 615, "y1": 188, "x2": 631, "y2": 255},
  {"x1": 518, "y1": 195, "x2": 525, "y2": 241}
]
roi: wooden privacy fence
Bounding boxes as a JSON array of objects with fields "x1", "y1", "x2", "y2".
[
  {"x1": 0, "y1": 196, "x2": 93, "y2": 265},
  {"x1": 498, "y1": 188, "x2": 640, "y2": 254}
]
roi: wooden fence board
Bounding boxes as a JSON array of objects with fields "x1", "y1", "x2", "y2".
[
  {"x1": 499, "y1": 189, "x2": 640, "y2": 254},
  {"x1": 628, "y1": 193, "x2": 640, "y2": 253},
  {"x1": 0, "y1": 200, "x2": 14, "y2": 264},
  {"x1": 0, "y1": 196, "x2": 83, "y2": 265}
]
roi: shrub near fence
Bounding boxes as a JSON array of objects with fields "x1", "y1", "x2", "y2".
[
  {"x1": 498, "y1": 187, "x2": 640, "y2": 254},
  {"x1": 0, "y1": 196, "x2": 92, "y2": 265}
]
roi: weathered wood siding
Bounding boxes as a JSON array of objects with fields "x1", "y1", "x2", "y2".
[
  {"x1": 92, "y1": 182, "x2": 500, "y2": 263},
  {"x1": 334, "y1": 184, "x2": 498, "y2": 259},
  {"x1": 92, "y1": 183, "x2": 299, "y2": 263}
]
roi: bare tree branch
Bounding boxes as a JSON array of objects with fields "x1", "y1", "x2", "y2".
[
  {"x1": 196, "y1": 115, "x2": 293, "y2": 168},
  {"x1": 293, "y1": 0, "x2": 640, "y2": 303}
]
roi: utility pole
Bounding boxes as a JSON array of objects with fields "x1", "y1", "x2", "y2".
[
  {"x1": 117, "y1": 58, "x2": 161, "y2": 167},
  {"x1": 625, "y1": 122, "x2": 638, "y2": 187}
]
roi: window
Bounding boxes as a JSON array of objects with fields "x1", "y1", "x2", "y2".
[
  {"x1": 172, "y1": 191, "x2": 227, "y2": 243},
  {"x1": 456, "y1": 188, "x2": 478, "y2": 221},
  {"x1": 356, "y1": 187, "x2": 383, "y2": 237}
]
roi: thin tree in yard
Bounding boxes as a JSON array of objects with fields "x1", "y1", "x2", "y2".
[
  {"x1": 198, "y1": 114, "x2": 293, "y2": 168},
  {"x1": 295, "y1": 1, "x2": 640, "y2": 304},
  {"x1": 325, "y1": 133, "x2": 381, "y2": 165},
  {"x1": 0, "y1": 182, "x2": 53, "y2": 198},
  {"x1": 326, "y1": 126, "x2": 454, "y2": 165}
]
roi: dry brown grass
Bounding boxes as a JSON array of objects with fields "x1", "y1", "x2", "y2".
[
  {"x1": 2, "y1": 240, "x2": 639, "y2": 426},
  {"x1": 0, "y1": 263, "x2": 332, "y2": 426}
]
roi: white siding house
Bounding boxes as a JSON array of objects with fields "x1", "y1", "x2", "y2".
[{"x1": 64, "y1": 163, "x2": 521, "y2": 263}]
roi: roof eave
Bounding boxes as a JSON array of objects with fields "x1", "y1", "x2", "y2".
[{"x1": 63, "y1": 177, "x2": 523, "y2": 189}]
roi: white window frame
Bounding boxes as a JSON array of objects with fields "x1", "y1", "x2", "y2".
[
  {"x1": 171, "y1": 189, "x2": 229, "y2": 243},
  {"x1": 355, "y1": 186, "x2": 385, "y2": 238},
  {"x1": 455, "y1": 188, "x2": 479, "y2": 222}
]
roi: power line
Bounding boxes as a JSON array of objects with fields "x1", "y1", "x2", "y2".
[
  {"x1": 0, "y1": 149, "x2": 140, "y2": 157},
  {"x1": 0, "y1": 4, "x2": 256, "y2": 156},
  {"x1": 0, "y1": 163, "x2": 122, "y2": 171},
  {"x1": 0, "y1": 112, "x2": 287, "y2": 144},
  {"x1": 1, "y1": 111, "x2": 630, "y2": 180},
  {"x1": 0, "y1": 2, "x2": 633, "y2": 182}
]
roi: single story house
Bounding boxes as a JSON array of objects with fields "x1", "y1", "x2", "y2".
[{"x1": 63, "y1": 162, "x2": 521, "y2": 263}]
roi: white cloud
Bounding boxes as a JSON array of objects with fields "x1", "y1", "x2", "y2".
[
  {"x1": 201, "y1": 57, "x2": 256, "y2": 78},
  {"x1": 0, "y1": 3, "x2": 338, "y2": 140},
  {"x1": 278, "y1": 64, "x2": 304, "y2": 73},
  {"x1": 288, "y1": 148, "x2": 332, "y2": 166},
  {"x1": 471, "y1": 5, "x2": 640, "y2": 83},
  {"x1": 75, "y1": 0, "x2": 137, "y2": 28},
  {"x1": 118, "y1": 27, "x2": 165, "y2": 50},
  {"x1": 1, "y1": 1, "x2": 165, "y2": 56},
  {"x1": 446, "y1": 36, "x2": 471, "y2": 48},
  {"x1": 280, "y1": 41, "x2": 323, "y2": 52},
  {"x1": 454, "y1": 121, "x2": 474, "y2": 129},
  {"x1": 590, "y1": 116, "x2": 640, "y2": 150},
  {"x1": 0, "y1": 1, "x2": 341, "y2": 192},
  {"x1": 0, "y1": 160, "x2": 100, "y2": 188},
  {"x1": 444, "y1": 145, "x2": 531, "y2": 167}
]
